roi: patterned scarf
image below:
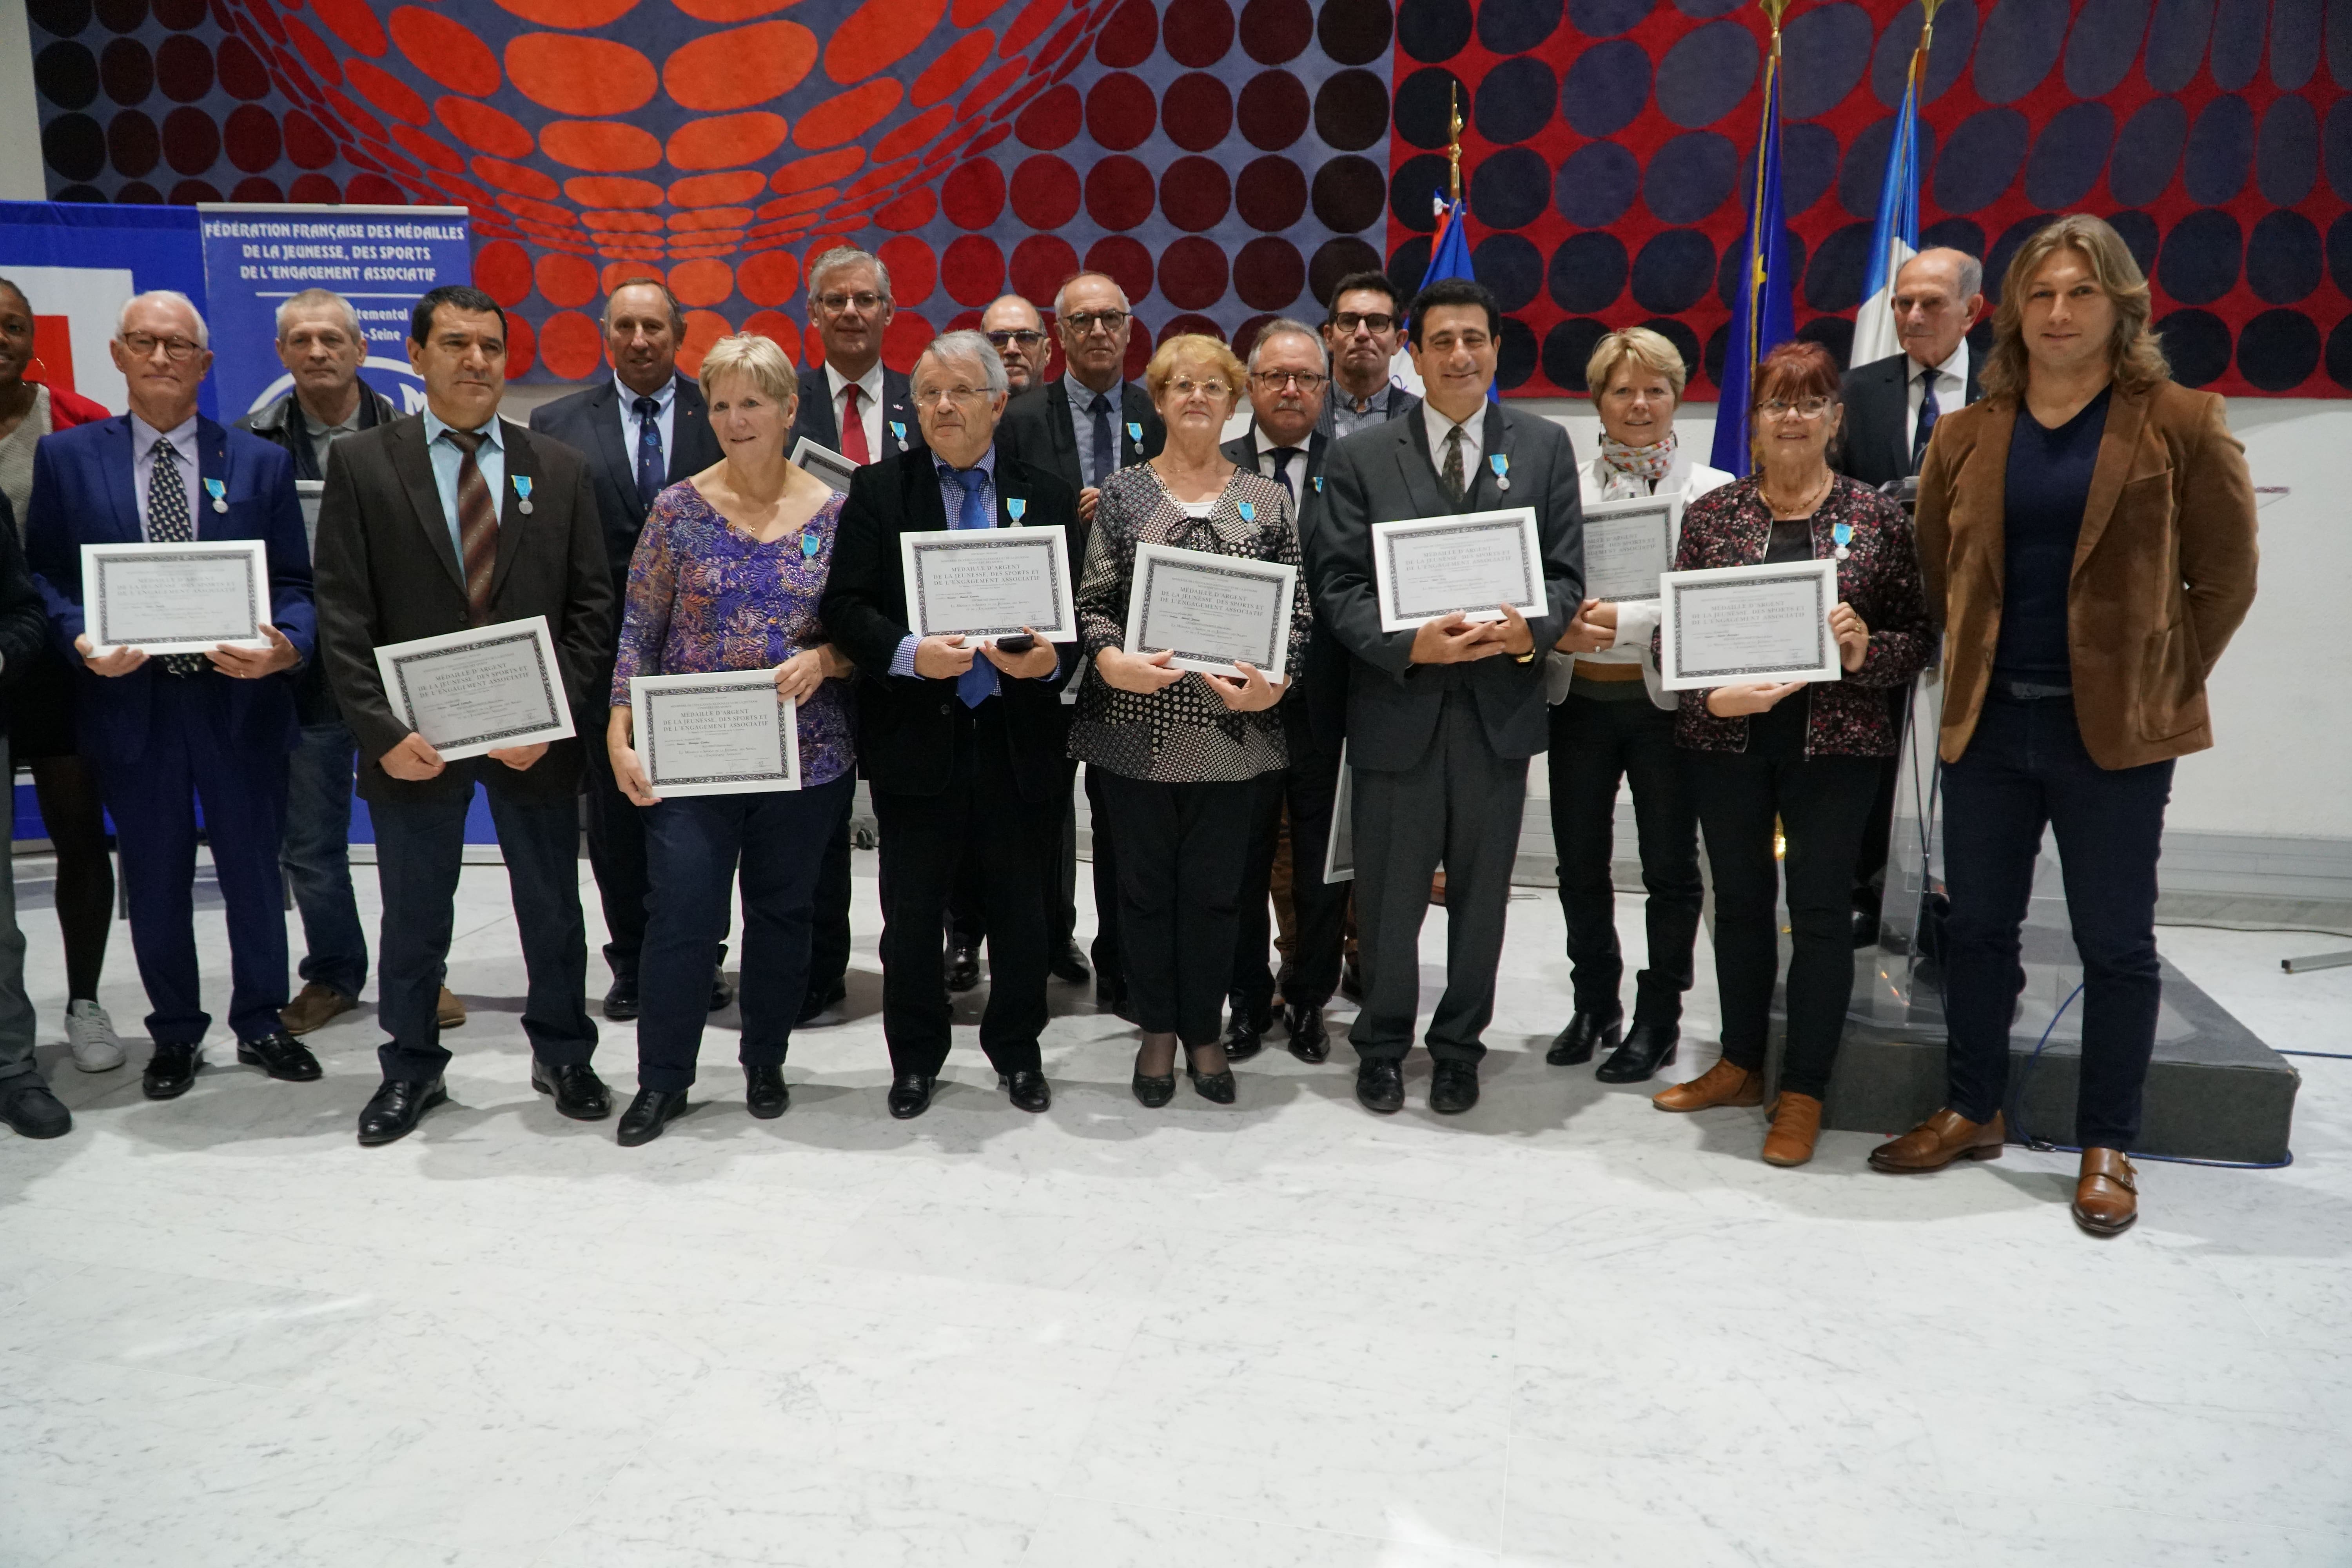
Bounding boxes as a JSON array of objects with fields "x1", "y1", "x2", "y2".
[{"x1": 1599, "y1": 428, "x2": 1677, "y2": 485}]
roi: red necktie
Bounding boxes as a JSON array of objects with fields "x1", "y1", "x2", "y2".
[
  {"x1": 840, "y1": 383, "x2": 870, "y2": 465},
  {"x1": 443, "y1": 428, "x2": 499, "y2": 626}
]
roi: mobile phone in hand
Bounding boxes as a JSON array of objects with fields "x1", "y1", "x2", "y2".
[{"x1": 993, "y1": 633, "x2": 1036, "y2": 655}]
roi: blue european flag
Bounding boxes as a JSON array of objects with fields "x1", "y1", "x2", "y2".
[
  {"x1": 1417, "y1": 197, "x2": 1497, "y2": 403},
  {"x1": 1710, "y1": 43, "x2": 1797, "y2": 478}
]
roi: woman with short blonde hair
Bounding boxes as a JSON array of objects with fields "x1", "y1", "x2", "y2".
[
  {"x1": 1583, "y1": 326, "x2": 1689, "y2": 404},
  {"x1": 695, "y1": 330, "x2": 798, "y2": 406}
]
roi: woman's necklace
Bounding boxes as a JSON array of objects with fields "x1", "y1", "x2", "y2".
[{"x1": 1760, "y1": 467, "x2": 1833, "y2": 519}]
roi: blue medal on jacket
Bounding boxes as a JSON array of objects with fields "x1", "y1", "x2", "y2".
[
  {"x1": 512, "y1": 474, "x2": 534, "y2": 514},
  {"x1": 1831, "y1": 521, "x2": 1853, "y2": 561},
  {"x1": 1237, "y1": 500, "x2": 1256, "y2": 524},
  {"x1": 1126, "y1": 421, "x2": 1143, "y2": 450},
  {"x1": 1488, "y1": 454, "x2": 1510, "y2": 492},
  {"x1": 202, "y1": 477, "x2": 228, "y2": 513},
  {"x1": 800, "y1": 530, "x2": 820, "y2": 559},
  {"x1": 1006, "y1": 498, "x2": 1026, "y2": 524},
  {"x1": 1312, "y1": 475, "x2": 1323, "y2": 494},
  {"x1": 889, "y1": 420, "x2": 908, "y2": 452}
]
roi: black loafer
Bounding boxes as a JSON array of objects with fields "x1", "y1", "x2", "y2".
[
  {"x1": 617, "y1": 1087, "x2": 689, "y2": 1146},
  {"x1": 1546, "y1": 1011, "x2": 1622, "y2": 1067},
  {"x1": 358, "y1": 1075, "x2": 446, "y2": 1145},
  {"x1": 946, "y1": 944, "x2": 981, "y2": 994},
  {"x1": 887, "y1": 1072, "x2": 936, "y2": 1120},
  {"x1": 142, "y1": 1044, "x2": 201, "y2": 1100},
  {"x1": 0, "y1": 1078, "x2": 71, "y2": 1139},
  {"x1": 1131, "y1": 1054, "x2": 1176, "y2": 1108},
  {"x1": 1355, "y1": 1059, "x2": 1404, "y2": 1115},
  {"x1": 710, "y1": 970, "x2": 736, "y2": 1012},
  {"x1": 236, "y1": 1029, "x2": 322, "y2": 1083},
  {"x1": 745, "y1": 1063, "x2": 788, "y2": 1118},
  {"x1": 798, "y1": 980, "x2": 848, "y2": 1027},
  {"x1": 1429, "y1": 1060, "x2": 1480, "y2": 1115},
  {"x1": 603, "y1": 977, "x2": 641, "y2": 1022},
  {"x1": 1000, "y1": 1069, "x2": 1051, "y2": 1113},
  {"x1": 1595, "y1": 1020, "x2": 1680, "y2": 1083},
  {"x1": 530, "y1": 1060, "x2": 612, "y2": 1121},
  {"x1": 1183, "y1": 1048, "x2": 1235, "y2": 1105},
  {"x1": 1047, "y1": 940, "x2": 1091, "y2": 984},
  {"x1": 1221, "y1": 1007, "x2": 1269, "y2": 1062},
  {"x1": 1283, "y1": 1004, "x2": 1330, "y2": 1063}
]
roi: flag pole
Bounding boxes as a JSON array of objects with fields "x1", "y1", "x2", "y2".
[
  {"x1": 1742, "y1": 0, "x2": 1789, "y2": 396},
  {"x1": 1447, "y1": 81, "x2": 1464, "y2": 206}
]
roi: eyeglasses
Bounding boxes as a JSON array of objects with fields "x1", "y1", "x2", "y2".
[
  {"x1": 1062, "y1": 310, "x2": 1129, "y2": 337},
  {"x1": 122, "y1": 332, "x2": 202, "y2": 361},
  {"x1": 915, "y1": 384, "x2": 990, "y2": 405},
  {"x1": 815, "y1": 291, "x2": 885, "y2": 315},
  {"x1": 1168, "y1": 377, "x2": 1231, "y2": 400},
  {"x1": 1330, "y1": 312, "x2": 1396, "y2": 335},
  {"x1": 1251, "y1": 370, "x2": 1327, "y2": 391},
  {"x1": 984, "y1": 329, "x2": 1045, "y2": 348},
  {"x1": 1759, "y1": 397, "x2": 1833, "y2": 421}
]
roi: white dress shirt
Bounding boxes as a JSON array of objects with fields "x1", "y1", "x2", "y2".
[
  {"x1": 1905, "y1": 340, "x2": 1970, "y2": 431},
  {"x1": 616, "y1": 372, "x2": 676, "y2": 476},
  {"x1": 1419, "y1": 399, "x2": 1484, "y2": 489},
  {"x1": 826, "y1": 359, "x2": 886, "y2": 462},
  {"x1": 130, "y1": 413, "x2": 202, "y2": 535}
]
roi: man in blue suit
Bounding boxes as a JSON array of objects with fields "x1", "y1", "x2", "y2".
[{"x1": 24, "y1": 290, "x2": 319, "y2": 1100}]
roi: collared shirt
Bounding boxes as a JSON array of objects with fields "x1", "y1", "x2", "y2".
[
  {"x1": 130, "y1": 413, "x2": 202, "y2": 536},
  {"x1": 1325, "y1": 379, "x2": 1405, "y2": 441},
  {"x1": 1906, "y1": 339, "x2": 1970, "y2": 430},
  {"x1": 887, "y1": 444, "x2": 1045, "y2": 681},
  {"x1": 1251, "y1": 426, "x2": 1309, "y2": 506},
  {"x1": 422, "y1": 407, "x2": 506, "y2": 558},
  {"x1": 299, "y1": 399, "x2": 365, "y2": 478},
  {"x1": 616, "y1": 372, "x2": 676, "y2": 478},
  {"x1": 1062, "y1": 370, "x2": 1124, "y2": 489},
  {"x1": 1420, "y1": 399, "x2": 1485, "y2": 491},
  {"x1": 826, "y1": 359, "x2": 886, "y2": 462}
]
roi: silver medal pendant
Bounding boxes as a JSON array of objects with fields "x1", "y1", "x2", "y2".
[
  {"x1": 212, "y1": 496, "x2": 228, "y2": 514},
  {"x1": 519, "y1": 499, "x2": 534, "y2": 514},
  {"x1": 1833, "y1": 546, "x2": 1849, "y2": 561},
  {"x1": 1495, "y1": 477, "x2": 1510, "y2": 492}
]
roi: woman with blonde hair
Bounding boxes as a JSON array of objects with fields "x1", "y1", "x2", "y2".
[{"x1": 1870, "y1": 215, "x2": 2258, "y2": 1234}]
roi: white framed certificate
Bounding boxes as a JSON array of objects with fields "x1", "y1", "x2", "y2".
[
  {"x1": 790, "y1": 436, "x2": 860, "y2": 495},
  {"x1": 630, "y1": 668, "x2": 800, "y2": 797},
  {"x1": 1370, "y1": 506, "x2": 1546, "y2": 631},
  {"x1": 900, "y1": 526, "x2": 1077, "y2": 644},
  {"x1": 1580, "y1": 494, "x2": 1679, "y2": 603},
  {"x1": 374, "y1": 614, "x2": 576, "y2": 760},
  {"x1": 81, "y1": 539, "x2": 270, "y2": 655},
  {"x1": 1659, "y1": 558, "x2": 1842, "y2": 691},
  {"x1": 1322, "y1": 741, "x2": 1354, "y2": 885},
  {"x1": 1121, "y1": 543, "x2": 1295, "y2": 679}
]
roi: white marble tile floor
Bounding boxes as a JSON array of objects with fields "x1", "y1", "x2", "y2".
[{"x1": 0, "y1": 851, "x2": 2346, "y2": 1566}]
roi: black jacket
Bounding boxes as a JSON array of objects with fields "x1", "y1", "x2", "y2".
[
  {"x1": 528, "y1": 372, "x2": 722, "y2": 591},
  {"x1": 0, "y1": 493, "x2": 52, "y2": 716},
  {"x1": 1835, "y1": 349, "x2": 1983, "y2": 490},
  {"x1": 236, "y1": 380, "x2": 399, "y2": 482},
  {"x1": 787, "y1": 363, "x2": 924, "y2": 465},
  {"x1": 1223, "y1": 423, "x2": 1347, "y2": 753},
  {"x1": 995, "y1": 378, "x2": 1165, "y2": 496}
]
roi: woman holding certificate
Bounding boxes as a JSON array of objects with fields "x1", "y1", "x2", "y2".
[
  {"x1": 606, "y1": 334, "x2": 857, "y2": 1146},
  {"x1": 1649, "y1": 341, "x2": 1930, "y2": 1167},
  {"x1": 1071, "y1": 334, "x2": 1312, "y2": 1107}
]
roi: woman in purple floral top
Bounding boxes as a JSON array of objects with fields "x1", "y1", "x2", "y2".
[{"x1": 604, "y1": 334, "x2": 858, "y2": 1146}]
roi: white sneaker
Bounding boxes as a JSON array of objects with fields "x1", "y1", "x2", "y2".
[{"x1": 66, "y1": 1000, "x2": 127, "y2": 1073}]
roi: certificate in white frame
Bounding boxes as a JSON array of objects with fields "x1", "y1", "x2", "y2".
[
  {"x1": 1658, "y1": 557, "x2": 1842, "y2": 691},
  {"x1": 1121, "y1": 542, "x2": 1296, "y2": 679},
  {"x1": 789, "y1": 436, "x2": 861, "y2": 496},
  {"x1": 1370, "y1": 506, "x2": 1546, "y2": 632},
  {"x1": 1579, "y1": 494, "x2": 1680, "y2": 603},
  {"x1": 81, "y1": 539, "x2": 271, "y2": 655},
  {"x1": 374, "y1": 614, "x2": 577, "y2": 761},
  {"x1": 630, "y1": 668, "x2": 800, "y2": 797},
  {"x1": 1322, "y1": 742, "x2": 1354, "y2": 885},
  {"x1": 899, "y1": 526, "x2": 1078, "y2": 645}
]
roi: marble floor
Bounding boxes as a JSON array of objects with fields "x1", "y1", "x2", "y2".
[{"x1": 0, "y1": 849, "x2": 2346, "y2": 1567}]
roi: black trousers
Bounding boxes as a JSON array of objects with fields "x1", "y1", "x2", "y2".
[
  {"x1": 1099, "y1": 771, "x2": 1258, "y2": 1047},
  {"x1": 636, "y1": 775, "x2": 851, "y2": 1092},
  {"x1": 1544, "y1": 691, "x2": 1702, "y2": 1024},
  {"x1": 806, "y1": 813, "x2": 853, "y2": 1007},
  {"x1": 1686, "y1": 745, "x2": 1880, "y2": 1100},
  {"x1": 581, "y1": 708, "x2": 651, "y2": 984},
  {"x1": 1940, "y1": 693, "x2": 2174, "y2": 1149},
  {"x1": 871, "y1": 702, "x2": 1055, "y2": 1077},
  {"x1": 1085, "y1": 762, "x2": 1124, "y2": 991},
  {"x1": 1231, "y1": 701, "x2": 1347, "y2": 1017},
  {"x1": 947, "y1": 756, "x2": 1077, "y2": 953}
]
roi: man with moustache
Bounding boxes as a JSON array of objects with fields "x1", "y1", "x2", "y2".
[
  {"x1": 980, "y1": 294, "x2": 1050, "y2": 394},
  {"x1": 1319, "y1": 272, "x2": 1420, "y2": 441}
]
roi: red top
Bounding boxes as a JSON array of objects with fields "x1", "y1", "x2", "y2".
[{"x1": 38, "y1": 383, "x2": 111, "y2": 429}]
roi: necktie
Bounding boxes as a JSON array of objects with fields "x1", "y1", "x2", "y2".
[
  {"x1": 145, "y1": 443, "x2": 205, "y2": 675},
  {"x1": 443, "y1": 428, "x2": 500, "y2": 626},
  {"x1": 1088, "y1": 392, "x2": 1114, "y2": 490},
  {"x1": 840, "y1": 383, "x2": 870, "y2": 464},
  {"x1": 632, "y1": 394, "x2": 664, "y2": 511},
  {"x1": 1911, "y1": 370, "x2": 1941, "y2": 473},
  {"x1": 1270, "y1": 447, "x2": 1299, "y2": 507},
  {"x1": 1441, "y1": 423, "x2": 1466, "y2": 506},
  {"x1": 945, "y1": 466, "x2": 999, "y2": 707}
]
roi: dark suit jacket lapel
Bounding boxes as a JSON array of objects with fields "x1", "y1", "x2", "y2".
[
  {"x1": 490, "y1": 419, "x2": 537, "y2": 599},
  {"x1": 2071, "y1": 385, "x2": 2149, "y2": 579},
  {"x1": 1042, "y1": 382, "x2": 1079, "y2": 488},
  {"x1": 1392, "y1": 413, "x2": 1454, "y2": 519},
  {"x1": 670, "y1": 375, "x2": 711, "y2": 479},
  {"x1": 98, "y1": 417, "x2": 139, "y2": 542},
  {"x1": 1120, "y1": 384, "x2": 1153, "y2": 464},
  {"x1": 390, "y1": 418, "x2": 468, "y2": 594},
  {"x1": 799, "y1": 367, "x2": 840, "y2": 450},
  {"x1": 194, "y1": 417, "x2": 228, "y2": 536},
  {"x1": 1466, "y1": 403, "x2": 1512, "y2": 512},
  {"x1": 1873, "y1": 358, "x2": 1910, "y2": 483},
  {"x1": 583, "y1": 381, "x2": 639, "y2": 505},
  {"x1": 882, "y1": 370, "x2": 917, "y2": 456}
]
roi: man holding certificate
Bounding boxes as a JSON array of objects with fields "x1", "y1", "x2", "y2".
[
  {"x1": 314, "y1": 284, "x2": 614, "y2": 1147},
  {"x1": 24, "y1": 290, "x2": 320, "y2": 1102},
  {"x1": 1309, "y1": 278, "x2": 1582, "y2": 1117},
  {"x1": 820, "y1": 329, "x2": 1080, "y2": 1121}
]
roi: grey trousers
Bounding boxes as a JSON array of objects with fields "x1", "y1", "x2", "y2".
[
  {"x1": 1347, "y1": 688, "x2": 1529, "y2": 1065},
  {"x1": 0, "y1": 738, "x2": 44, "y2": 1085}
]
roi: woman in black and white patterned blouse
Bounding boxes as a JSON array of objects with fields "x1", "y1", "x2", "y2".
[{"x1": 1071, "y1": 333, "x2": 1313, "y2": 1108}]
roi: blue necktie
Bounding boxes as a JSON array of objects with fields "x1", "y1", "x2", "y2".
[
  {"x1": 1088, "y1": 392, "x2": 1114, "y2": 490},
  {"x1": 1270, "y1": 447, "x2": 1299, "y2": 507},
  {"x1": 633, "y1": 394, "x2": 664, "y2": 510},
  {"x1": 1911, "y1": 370, "x2": 1940, "y2": 473},
  {"x1": 946, "y1": 465, "x2": 999, "y2": 707}
]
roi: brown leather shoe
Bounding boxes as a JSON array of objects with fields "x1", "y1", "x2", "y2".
[
  {"x1": 279, "y1": 981, "x2": 357, "y2": 1036},
  {"x1": 436, "y1": 987, "x2": 467, "y2": 1029},
  {"x1": 1869, "y1": 1108, "x2": 2007, "y2": 1173},
  {"x1": 1760, "y1": 1092, "x2": 1823, "y2": 1167},
  {"x1": 1652, "y1": 1058, "x2": 1764, "y2": 1112},
  {"x1": 2072, "y1": 1148, "x2": 2138, "y2": 1235}
]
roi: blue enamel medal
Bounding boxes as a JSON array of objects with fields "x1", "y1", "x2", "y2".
[
  {"x1": 889, "y1": 421, "x2": 908, "y2": 451},
  {"x1": 1831, "y1": 521, "x2": 1853, "y2": 561},
  {"x1": 1126, "y1": 421, "x2": 1143, "y2": 446},
  {"x1": 512, "y1": 474, "x2": 534, "y2": 514},
  {"x1": 1488, "y1": 454, "x2": 1510, "y2": 492},
  {"x1": 800, "y1": 531, "x2": 820, "y2": 558},
  {"x1": 1312, "y1": 475, "x2": 1323, "y2": 494},
  {"x1": 1006, "y1": 498, "x2": 1027, "y2": 524},
  {"x1": 1238, "y1": 500, "x2": 1256, "y2": 524},
  {"x1": 202, "y1": 477, "x2": 228, "y2": 513}
]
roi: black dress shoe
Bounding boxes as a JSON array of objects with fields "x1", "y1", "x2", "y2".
[
  {"x1": 710, "y1": 970, "x2": 736, "y2": 1012},
  {"x1": 1429, "y1": 1060, "x2": 1480, "y2": 1115},
  {"x1": 945, "y1": 944, "x2": 981, "y2": 994},
  {"x1": 617, "y1": 1087, "x2": 689, "y2": 1146},
  {"x1": 0, "y1": 1078, "x2": 71, "y2": 1139},
  {"x1": 357, "y1": 1075, "x2": 446, "y2": 1145},
  {"x1": 603, "y1": 977, "x2": 641, "y2": 1022},
  {"x1": 236, "y1": 1030, "x2": 322, "y2": 1083},
  {"x1": 744, "y1": 1063, "x2": 788, "y2": 1118},
  {"x1": 1355, "y1": 1059, "x2": 1404, "y2": 1114},
  {"x1": 1221, "y1": 1006, "x2": 1269, "y2": 1062},
  {"x1": 797, "y1": 979, "x2": 848, "y2": 1027},
  {"x1": 1546, "y1": 1010, "x2": 1622, "y2": 1067},
  {"x1": 1283, "y1": 1004, "x2": 1330, "y2": 1063},
  {"x1": 1131, "y1": 1050, "x2": 1176, "y2": 1108},
  {"x1": 1595, "y1": 1020, "x2": 1681, "y2": 1084},
  {"x1": 1000, "y1": 1069, "x2": 1051, "y2": 1113},
  {"x1": 142, "y1": 1044, "x2": 201, "y2": 1100},
  {"x1": 1183, "y1": 1046, "x2": 1236, "y2": 1105},
  {"x1": 530, "y1": 1060, "x2": 613, "y2": 1121},
  {"x1": 1047, "y1": 940, "x2": 1091, "y2": 984},
  {"x1": 887, "y1": 1072, "x2": 936, "y2": 1119}
]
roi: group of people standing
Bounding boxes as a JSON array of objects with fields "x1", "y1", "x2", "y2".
[{"x1": 0, "y1": 209, "x2": 2256, "y2": 1235}]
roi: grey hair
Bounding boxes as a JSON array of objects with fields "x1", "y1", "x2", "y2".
[
  {"x1": 806, "y1": 245, "x2": 892, "y2": 303},
  {"x1": 118, "y1": 290, "x2": 209, "y2": 348},
  {"x1": 274, "y1": 287, "x2": 362, "y2": 342},
  {"x1": 915, "y1": 330, "x2": 1009, "y2": 397},
  {"x1": 1052, "y1": 271, "x2": 1130, "y2": 316},
  {"x1": 1247, "y1": 317, "x2": 1328, "y2": 375},
  {"x1": 602, "y1": 276, "x2": 688, "y2": 334},
  {"x1": 1906, "y1": 246, "x2": 1984, "y2": 302}
]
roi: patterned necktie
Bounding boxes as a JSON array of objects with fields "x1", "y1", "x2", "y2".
[
  {"x1": 633, "y1": 394, "x2": 664, "y2": 511},
  {"x1": 945, "y1": 466, "x2": 1000, "y2": 706},
  {"x1": 1441, "y1": 422, "x2": 1467, "y2": 506},
  {"x1": 442, "y1": 428, "x2": 500, "y2": 626},
  {"x1": 145, "y1": 443, "x2": 205, "y2": 675},
  {"x1": 1270, "y1": 447, "x2": 1299, "y2": 508},
  {"x1": 1911, "y1": 369, "x2": 1941, "y2": 473},
  {"x1": 840, "y1": 383, "x2": 870, "y2": 464},
  {"x1": 1088, "y1": 392, "x2": 1114, "y2": 489}
]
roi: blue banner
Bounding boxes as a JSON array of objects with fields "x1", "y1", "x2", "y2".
[{"x1": 0, "y1": 201, "x2": 211, "y2": 418}]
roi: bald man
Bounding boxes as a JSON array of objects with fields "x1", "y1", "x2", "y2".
[{"x1": 980, "y1": 294, "x2": 1049, "y2": 393}]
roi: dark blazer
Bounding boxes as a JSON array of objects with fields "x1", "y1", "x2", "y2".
[
  {"x1": 819, "y1": 446, "x2": 1083, "y2": 802},
  {"x1": 236, "y1": 379, "x2": 398, "y2": 481},
  {"x1": 0, "y1": 493, "x2": 54, "y2": 710},
  {"x1": 312, "y1": 414, "x2": 612, "y2": 804},
  {"x1": 528, "y1": 371, "x2": 721, "y2": 588},
  {"x1": 23, "y1": 415, "x2": 314, "y2": 766},
  {"x1": 996, "y1": 378, "x2": 1165, "y2": 496},
  {"x1": 1224, "y1": 423, "x2": 1346, "y2": 750},
  {"x1": 1311, "y1": 404, "x2": 1583, "y2": 770},
  {"x1": 1836, "y1": 349, "x2": 1982, "y2": 490},
  {"x1": 788, "y1": 363, "x2": 924, "y2": 465}
]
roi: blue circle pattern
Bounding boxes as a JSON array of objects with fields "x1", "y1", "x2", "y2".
[{"x1": 1561, "y1": 38, "x2": 1651, "y2": 138}]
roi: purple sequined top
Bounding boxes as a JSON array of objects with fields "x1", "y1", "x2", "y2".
[{"x1": 611, "y1": 481, "x2": 855, "y2": 786}]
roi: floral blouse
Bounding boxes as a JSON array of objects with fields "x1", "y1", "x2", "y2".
[
  {"x1": 611, "y1": 480, "x2": 855, "y2": 786},
  {"x1": 1070, "y1": 464, "x2": 1313, "y2": 783}
]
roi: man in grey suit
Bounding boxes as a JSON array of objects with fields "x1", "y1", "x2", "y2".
[{"x1": 1310, "y1": 278, "x2": 1583, "y2": 1116}]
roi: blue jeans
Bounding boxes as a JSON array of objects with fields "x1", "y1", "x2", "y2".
[{"x1": 281, "y1": 719, "x2": 368, "y2": 1000}]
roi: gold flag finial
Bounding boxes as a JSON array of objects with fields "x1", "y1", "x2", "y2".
[
  {"x1": 1447, "y1": 80, "x2": 1464, "y2": 205},
  {"x1": 1759, "y1": 0, "x2": 1789, "y2": 60}
]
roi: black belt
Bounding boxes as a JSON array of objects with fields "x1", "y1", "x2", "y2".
[{"x1": 1989, "y1": 675, "x2": 2071, "y2": 702}]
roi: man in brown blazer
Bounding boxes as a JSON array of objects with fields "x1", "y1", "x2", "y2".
[{"x1": 313, "y1": 285, "x2": 615, "y2": 1147}]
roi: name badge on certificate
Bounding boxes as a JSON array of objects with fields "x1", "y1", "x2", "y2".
[
  {"x1": 790, "y1": 437, "x2": 861, "y2": 494},
  {"x1": 900, "y1": 526, "x2": 1077, "y2": 644},
  {"x1": 374, "y1": 615, "x2": 577, "y2": 760},
  {"x1": 81, "y1": 539, "x2": 271, "y2": 655},
  {"x1": 1579, "y1": 494, "x2": 1679, "y2": 603},
  {"x1": 630, "y1": 668, "x2": 800, "y2": 797},
  {"x1": 1658, "y1": 557, "x2": 1842, "y2": 690},
  {"x1": 1370, "y1": 506, "x2": 1546, "y2": 631},
  {"x1": 1122, "y1": 543, "x2": 1296, "y2": 679}
]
